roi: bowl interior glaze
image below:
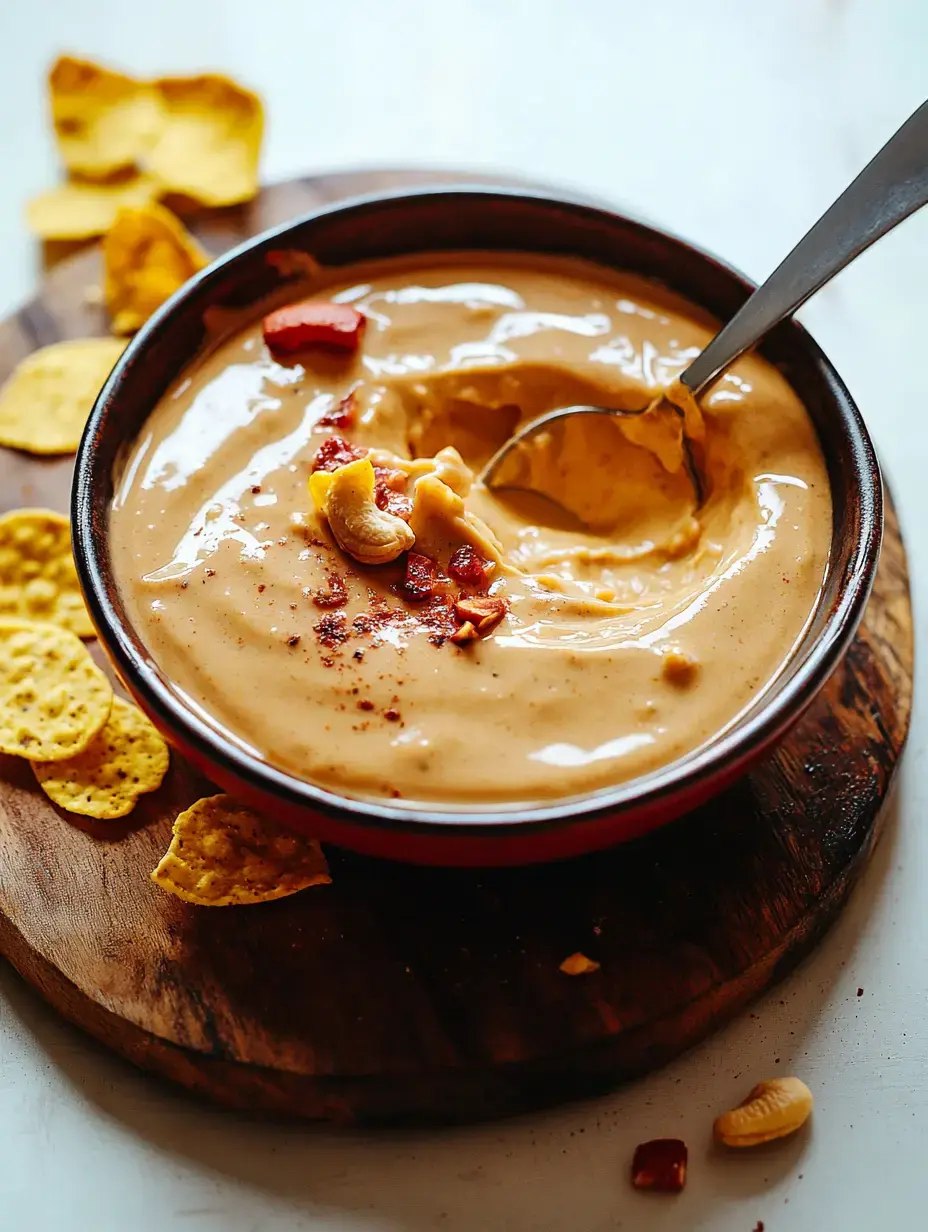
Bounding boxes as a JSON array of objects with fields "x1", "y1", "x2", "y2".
[{"x1": 73, "y1": 187, "x2": 882, "y2": 865}]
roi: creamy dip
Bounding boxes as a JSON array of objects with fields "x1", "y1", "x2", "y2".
[{"x1": 111, "y1": 254, "x2": 831, "y2": 807}]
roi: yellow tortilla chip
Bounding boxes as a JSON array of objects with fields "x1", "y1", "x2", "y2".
[
  {"x1": 49, "y1": 55, "x2": 163, "y2": 178},
  {"x1": 103, "y1": 202, "x2": 209, "y2": 335},
  {"x1": 32, "y1": 697, "x2": 169, "y2": 819},
  {"x1": 0, "y1": 618, "x2": 112, "y2": 760},
  {"x1": 152, "y1": 794, "x2": 331, "y2": 907},
  {"x1": 0, "y1": 509, "x2": 93, "y2": 638},
  {"x1": 0, "y1": 338, "x2": 126, "y2": 455},
  {"x1": 145, "y1": 74, "x2": 263, "y2": 206},
  {"x1": 25, "y1": 172, "x2": 160, "y2": 240}
]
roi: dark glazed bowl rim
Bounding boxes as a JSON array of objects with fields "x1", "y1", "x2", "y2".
[{"x1": 73, "y1": 184, "x2": 882, "y2": 844}]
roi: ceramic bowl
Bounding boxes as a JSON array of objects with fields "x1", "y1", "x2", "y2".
[{"x1": 73, "y1": 186, "x2": 882, "y2": 865}]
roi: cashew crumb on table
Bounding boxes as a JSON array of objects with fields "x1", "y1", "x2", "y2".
[{"x1": 559, "y1": 952, "x2": 600, "y2": 976}]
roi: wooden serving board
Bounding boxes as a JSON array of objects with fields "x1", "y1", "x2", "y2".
[{"x1": 0, "y1": 171, "x2": 914, "y2": 1126}]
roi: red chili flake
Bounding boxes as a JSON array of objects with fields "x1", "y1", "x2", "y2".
[
  {"x1": 287, "y1": 635, "x2": 301, "y2": 647},
  {"x1": 357, "y1": 699, "x2": 374, "y2": 711},
  {"x1": 420, "y1": 596, "x2": 458, "y2": 646},
  {"x1": 312, "y1": 435, "x2": 368, "y2": 473},
  {"x1": 262, "y1": 300, "x2": 366, "y2": 357},
  {"x1": 317, "y1": 390, "x2": 358, "y2": 429},
  {"x1": 384, "y1": 709, "x2": 401, "y2": 722},
  {"x1": 454, "y1": 594, "x2": 509, "y2": 632},
  {"x1": 251, "y1": 484, "x2": 262, "y2": 494},
  {"x1": 257, "y1": 584, "x2": 266, "y2": 593},
  {"x1": 312, "y1": 571, "x2": 349, "y2": 609},
  {"x1": 631, "y1": 1139, "x2": 687, "y2": 1193},
  {"x1": 373, "y1": 467, "x2": 413, "y2": 520},
  {"x1": 398, "y1": 552, "x2": 449, "y2": 603},
  {"x1": 448, "y1": 544, "x2": 493, "y2": 588},
  {"x1": 204, "y1": 568, "x2": 216, "y2": 578},
  {"x1": 857, "y1": 987, "x2": 864, "y2": 997},
  {"x1": 313, "y1": 613, "x2": 349, "y2": 648}
]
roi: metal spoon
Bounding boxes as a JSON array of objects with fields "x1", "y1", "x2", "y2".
[{"x1": 480, "y1": 98, "x2": 928, "y2": 501}]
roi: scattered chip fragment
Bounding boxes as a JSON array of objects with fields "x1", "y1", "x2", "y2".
[
  {"x1": 0, "y1": 509, "x2": 93, "y2": 637},
  {"x1": 151, "y1": 794, "x2": 331, "y2": 906},
  {"x1": 49, "y1": 55, "x2": 163, "y2": 178},
  {"x1": 32, "y1": 696, "x2": 169, "y2": 818},
  {"x1": 0, "y1": 338, "x2": 125, "y2": 455},
  {"x1": 25, "y1": 172, "x2": 160, "y2": 240},
  {"x1": 145, "y1": 73, "x2": 263, "y2": 206},
  {"x1": 103, "y1": 202, "x2": 209, "y2": 334},
  {"x1": 0, "y1": 619, "x2": 112, "y2": 760}
]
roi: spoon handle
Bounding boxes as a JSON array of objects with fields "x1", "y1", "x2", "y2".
[{"x1": 681, "y1": 99, "x2": 928, "y2": 396}]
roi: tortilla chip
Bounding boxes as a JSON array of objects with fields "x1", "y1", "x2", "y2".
[
  {"x1": 152, "y1": 794, "x2": 331, "y2": 907},
  {"x1": 0, "y1": 509, "x2": 93, "y2": 638},
  {"x1": 49, "y1": 55, "x2": 163, "y2": 178},
  {"x1": 32, "y1": 697, "x2": 169, "y2": 818},
  {"x1": 103, "y1": 202, "x2": 209, "y2": 335},
  {"x1": 145, "y1": 74, "x2": 263, "y2": 206},
  {"x1": 0, "y1": 337, "x2": 125, "y2": 455},
  {"x1": 25, "y1": 172, "x2": 160, "y2": 240},
  {"x1": 0, "y1": 618, "x2": 112, "y2": 760}
]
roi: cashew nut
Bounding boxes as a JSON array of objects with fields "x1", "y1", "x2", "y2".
[
  {"x1": 713, "y1": 1076, "x2": 813, "y2": 1147},
  {"x1": 309, "y1": 457, "x2": 415, "y2": 565}
]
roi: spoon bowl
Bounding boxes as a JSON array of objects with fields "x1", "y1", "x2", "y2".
[{"x1": 481, "y1": 97, "x2": 928, "y2": 507}]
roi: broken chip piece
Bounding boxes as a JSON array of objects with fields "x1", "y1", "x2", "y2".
[
  {"x1": 103, "y1": 202, "x2": 209, "y2": 335},
  {"x1": 151, "y1": 793, "x2": 331, "y2": 906},
  {"x1": 0, "y1": 508, "x2": 93, "y2": 638},
  {"x1": 48, "y1": 54, "x2": 163, "y2": 178},
  {"x1": 0, "y1": 618, "x2": 112, "y2": 761},
  {"x1": 0, "y1": 337, "x2": 126, "y2": 455},
  {"x1": 145, "y1": 73, "x2": 263, "y2": 206},
  {"x1": 46, "y1": 57, "x2": 263, "y2": 208},
  {"x1": 25, "y1": 171, "x2": 160, "y2": 240},
  {"x1": 454, "y1": 594, "x2": 509, "y2": 634},
  {"x1": 32, "y1": 696, "x2": 169, "y2": 819}
]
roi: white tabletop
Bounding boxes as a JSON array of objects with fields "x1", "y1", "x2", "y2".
[{"x1": 1, "y1": 2, "x2": 926, "y2": 1228}]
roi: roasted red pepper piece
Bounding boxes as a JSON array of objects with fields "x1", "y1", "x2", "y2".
[
  {"x1": 373, "y1": 467, "x2": 413, "y2": 520},
  {"x1": 263, "y1": 300, "x2": 366, "y2": 356},
  {"x1": 312, "y1": 435, "x2": 368, "y2": 473},
  {"x1": 376, "y1": 490, "x2": 414, "y2": 519},
  {"x1": 631, "y1": 1139, "x2": 688, "y2": 1193},
  {"x1": 317, "y1": 391, "x2": 357, "y2": 429},
  {"x1": 448, "y1": 544, "x2": 494, "y2": 589},
  {"x1": 399, "y1": 553, "x2": 448, "y2": 603}
]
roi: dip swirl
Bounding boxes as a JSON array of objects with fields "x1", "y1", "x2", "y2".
[{"x1": 111, "y1": 255, "x2": 831, "y2": 806}]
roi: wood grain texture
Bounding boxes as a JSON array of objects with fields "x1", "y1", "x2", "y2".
[{"x1": 0, "y1": 171, "x2": 913, "y2": 1126}]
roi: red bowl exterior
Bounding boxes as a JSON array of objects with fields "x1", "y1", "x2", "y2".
[
  {"x1": 112, "y1": 661, "x2": 823, "y2": 867},
  {"x1": 73, "y1": 186, "x2": 883, "y2": 867}
]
